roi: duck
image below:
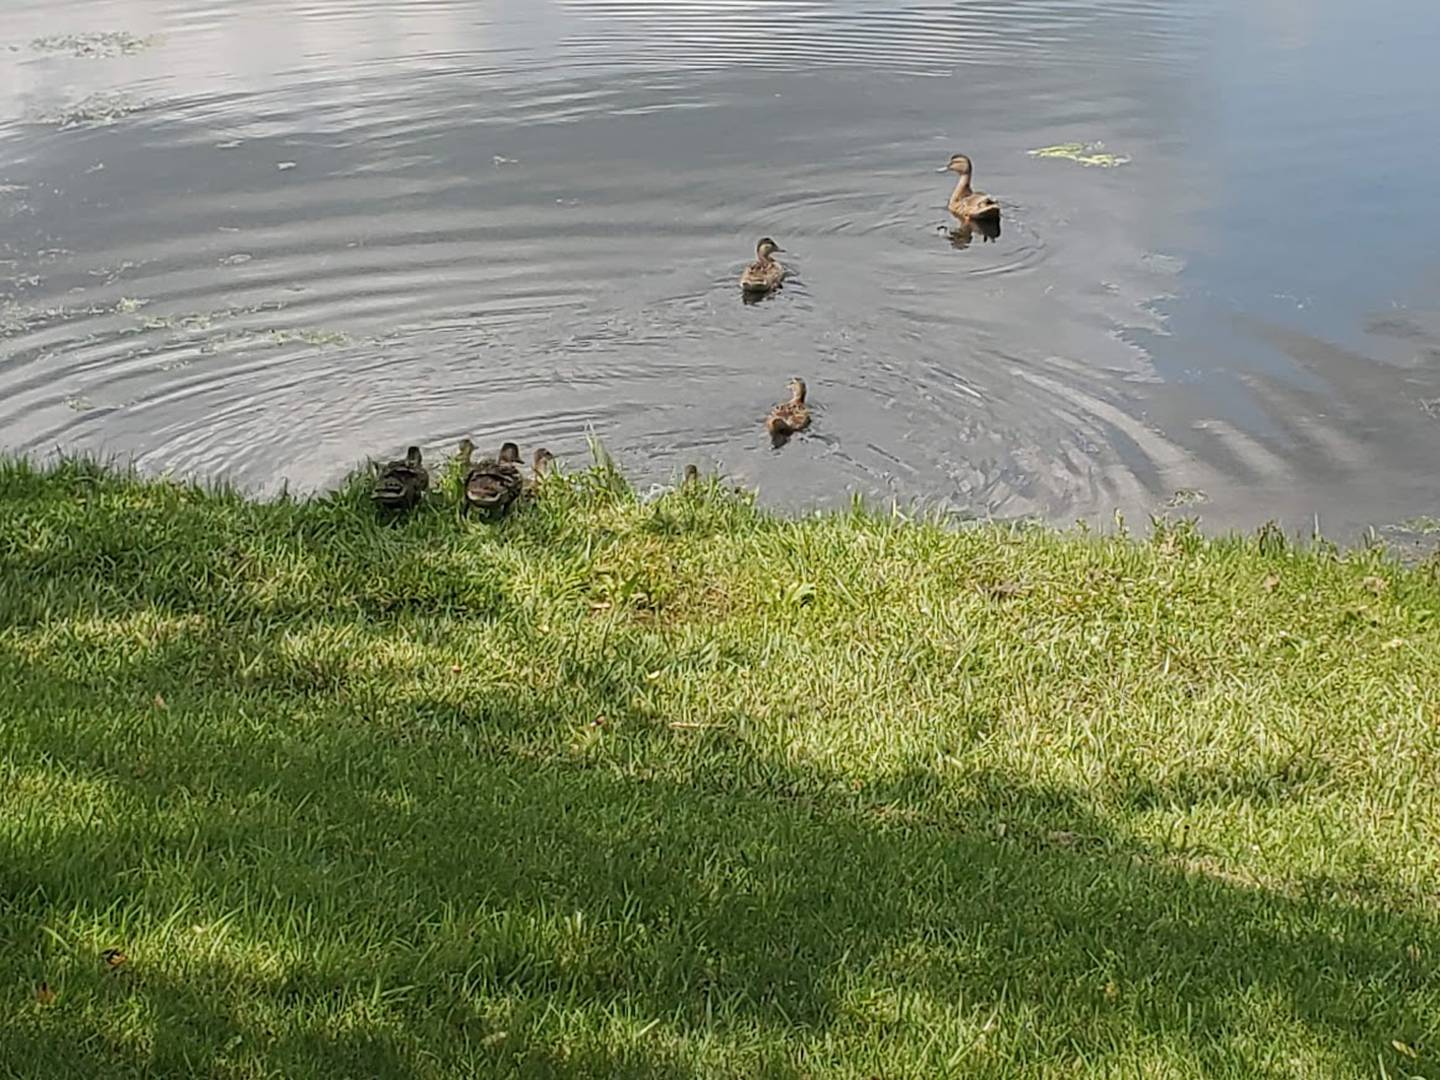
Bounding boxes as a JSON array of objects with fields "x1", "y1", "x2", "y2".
[
  {"x1": 740, "y1": 237, "x2": 786, "y2": 295},
  {"x1": 526, "y1": 447, "x2": 554, "y2": 494},
  {"x1": 940, "y1": 154, "x2": 1001, "y2": 223},
  {"x1": 371, "y1": 446, "x2": 429, "y2": 511},
  {"x1": 765, "y1": 378, "x2": 811, "y2": 442},
  {"x1": 683, "y1": 464, "x2": 700, "y2": 487},
  {"x1": 457, "y1": 439, "x2": 524, "y2": 517}
]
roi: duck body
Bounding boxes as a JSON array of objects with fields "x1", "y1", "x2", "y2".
[
  {"x1": 766, "y1": 378, "x2": 811, "y2": 439},
  {"x1": 740, "y1": 237, "x2": 786, "y2": 295},
  {"x1": 458, "y1": 440, "x2": 524, "y2": 517},
  {"x1": 372, "y1": 446, "x2": 429, "y2": 511},
  {"x1": 941, "y1": 154, "x2": 1001, "y2": 223}
]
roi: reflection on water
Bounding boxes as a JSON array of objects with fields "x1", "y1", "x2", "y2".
[
  {"x1": 0, "y1": 0, "x2": 1438, "y2": 536},
  {"x1": 948, "y1": 218, "x2": 1002, "y2": 251}
]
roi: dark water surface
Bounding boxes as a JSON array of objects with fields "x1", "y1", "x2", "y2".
[{"x1": 3, "y1": 0, "x2": 1439, "y2": 535}]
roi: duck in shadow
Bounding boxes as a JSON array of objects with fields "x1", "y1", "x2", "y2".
[
  {"x1": 371, "y1": 446, "x2": 429, "y2": 514},
  {"x1": 457, "y1": 439, "x2": 524, "y2": 518}
]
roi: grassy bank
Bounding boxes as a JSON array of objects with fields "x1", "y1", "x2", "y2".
[{"x1": 2, "y1": 455, "x2": 1438, "y2": 1078}]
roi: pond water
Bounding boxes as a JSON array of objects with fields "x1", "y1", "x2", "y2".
[{"x1": 2, "y1": 0, "x2": 1439, "y2": 537}]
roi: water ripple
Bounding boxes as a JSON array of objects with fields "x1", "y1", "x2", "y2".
[{"x1": 1, "y1": 0, "x2": 1436, "y2": 532}]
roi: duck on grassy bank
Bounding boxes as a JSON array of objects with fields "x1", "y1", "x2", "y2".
[
  {"x1": 458, "y1": 440, "x2": 524, "y2": 518},
  {"x1": 371, "y1": 446, "x2": 428, "y2": 512}
]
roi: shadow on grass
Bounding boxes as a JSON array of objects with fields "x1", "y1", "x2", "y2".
[
  {"x1": 2, "y1": 461, "x2": 1437, "y2": 1077},
  {"x1": 4, "y1": 646, "x2": 1438, "y2": 1077}
]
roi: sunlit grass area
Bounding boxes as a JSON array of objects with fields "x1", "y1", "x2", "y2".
[{"x1": 2, "y1": 455, "x2": 1438, "y2": 1078}]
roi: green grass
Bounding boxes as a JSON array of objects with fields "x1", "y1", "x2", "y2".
[{"x1": 2, "y1": 454, "x2": 1438, "y2": 1079}]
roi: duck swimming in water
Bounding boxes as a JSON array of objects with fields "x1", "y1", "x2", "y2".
[
  {"x1": 765, "y1": 378, "x2": 811, "y2": 445},
  {"x1": 940, "y1": 154, "x2": 1001, "y2": 223},
  {"x1": 740, "y1": 237, "x2": 786, "y2": 296}
]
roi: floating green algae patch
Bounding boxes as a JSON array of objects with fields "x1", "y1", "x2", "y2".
[
  {"x1": 1397, "y1": 516, "x2": 1440, "y2": 536},
  {"x1": 38, "y1": 92, "x2": 148, "y2": 129},
  {"x1": 267, "y1": 327, "x2": 352, "y2": 348},
  {"x1": 30, "y1": 31, "x2": 160, "y2": 58},
  {"x1": 1164, "y1": 488, "x2": 1209, "y2": 509},
  {"x1": 0, "y1": 301, "x2": 113, "y2": 337},
  {"x1": 1, "y1": 454, "x2": 1438, "y2": 1078},
  {"x1": 1029, "y1": 142, "x2": 1132, "y2": 167}
]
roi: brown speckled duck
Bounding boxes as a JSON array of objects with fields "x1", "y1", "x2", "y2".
[
  {"x1": 765, "y1": 378, "x2": 811, "y2": 442},
  {"x1": 458, "y1": 439, "x2": 524, "y2": 517},
  {"x1": 371, "y1": 446, "x2": 429, "y2": 512},
  {"x1": 740, "y1": 237, "x2": 786, "y2": 295},
  {"x1": 940, "y1": 154, "x2": 1001, "y2": 223}
]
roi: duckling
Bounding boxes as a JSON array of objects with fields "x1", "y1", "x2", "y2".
[
  {"x1": 526, "y1": 447, "x2": 554, "y2": 495},
  {"x1": 740, "y1": 237, "x2": 786, "y2": 295},
  {"x1": 458, "y1": 439, "x2": 524, "y2": 517},
  {"x1": 940, "y1": 154, "x2": 1001, "y2": 223},
  {"x1": 683, "y1": 464, "x2": 700, "y2": 487},
  {"x1": 453, "y1": 437, "x2": 476, "y2": 492},
  {"x1": 371, "y1": 446, "x2": 429, "y2": 511},
  {"x1": 765, "y1": 378, "x2": 811, "y2": 443}
]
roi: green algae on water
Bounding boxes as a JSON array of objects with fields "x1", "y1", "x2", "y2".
[
  {"x1": 1164, "y1": 488, "x2": 1209, "y2": 509},
  {"x1": 39, "y1": 92, "x2": 148, "y2": 129},
  {"x1": 31, "y1": 32, "x2": 161, "y2": 58},
  {"x1": 1028, "y1": 142, "x2": 1131, "y2": 167}
]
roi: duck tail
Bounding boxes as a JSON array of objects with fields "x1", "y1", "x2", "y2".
[{"x1": 765, "y1": 415, "x2": 792, "y2": 437}]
